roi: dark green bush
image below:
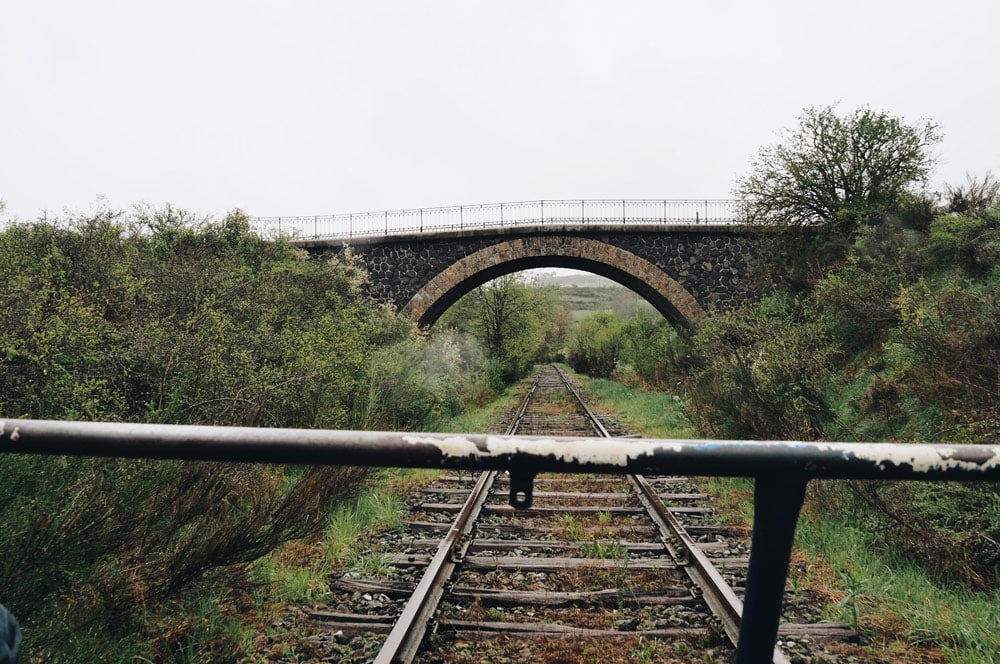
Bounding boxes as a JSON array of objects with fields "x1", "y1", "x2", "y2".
[{"x1": 0, "y1": 208, "x2": 419, "y2": 659}]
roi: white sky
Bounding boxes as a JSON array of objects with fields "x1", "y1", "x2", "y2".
[{"x1": 2, "y1": 1, "x2": 998, "y2": 222}]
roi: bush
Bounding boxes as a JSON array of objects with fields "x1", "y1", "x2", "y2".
[
  {"x1": 362, "y1": 331, "x2": 486, "y2": 429},
  {"x1": 681, "y1": 297, "x2": 836, "y2": 440},
  {"x1": 617, "y1": 312, "x2": 689, "y2": 388},
  {"x1": 0, "y1": 208, "x2": 415, "y2": 658},
  {"x1": 566, "y1": 312, "x2": 623, "y2": 379}
]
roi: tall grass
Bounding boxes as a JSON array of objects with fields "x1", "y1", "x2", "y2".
[
  {"x1": 796, "y1": 512, "x2": 1000, "y2": 662},
  {"x1": 580, "y1": 374, "x2": 697, "y2": 439}
]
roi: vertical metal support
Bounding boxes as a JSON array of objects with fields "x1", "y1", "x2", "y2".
[
  {"x1": 508, "y1": 471, "x2": 537, "y2": 510},
  {"x1": 581, "y1": 199, "x2": 585, "y2": 222},
  {"x1": 735, "y1": 478, "x2": 808, "y2": 664},
  {"x1": 420, "y1": 208, "x2": 423, "y2": 233},
  {"x1": 705, "y1": 200, "x2": 710, "y2": 222},
  {"x1": 663, "y1": 199, "x2": 667, "y2": 222},
  {"x1": 314, "y1": 216, "x2": 318, "y2": 238},
  {"x1": 540, "y1": 199, "x2": 544, "y2": 223},
  {"x1": 460, "y1": 205, "x2": 463, "y2": 230},
  {"x1": 500, "y1": 202, "x2": 504, "y2": 225},
  {"x1": 385, "y1": 210, "x2": 388, "y2": 234},
  {"x1": 349, "y1": 213, "x2": 353, "y2": 236},
  {"x1": 623, "y1": 199, "x2": 626, "y2": 223},
  {"x1": 277, "y1": 217, "x2": 281, "y2": 236}
]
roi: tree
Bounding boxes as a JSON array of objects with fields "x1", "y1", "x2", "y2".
[
  {"x1": 440, "y1": 273, "x2": 562, "y2": 384},
  {"x1": 736, "y1": 105, "x2": 941, "y2": 238},
  {"x1": 945, "y1": 172, "x2": 1000, "y2": 216}
]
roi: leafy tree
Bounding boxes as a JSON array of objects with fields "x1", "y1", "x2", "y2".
[
  {"x1": 736, "y1": 105, "x2": 941, "y2": 239},
  {"x1": 734, "y1": 106, "x2": 941, "y2": 289},
  {"x1": 440, "y1": 273, "x2": 564, "y2": 385}
]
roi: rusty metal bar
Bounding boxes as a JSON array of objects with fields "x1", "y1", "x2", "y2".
[
  {"x1": 4, "y1": 420, "x2": 999, "y2": 662},
  {"x1": 4, "y1": 420, "x2": 998, "y2": 483}
]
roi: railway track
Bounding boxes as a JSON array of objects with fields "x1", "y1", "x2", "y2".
[{"x1": 309, "y1": 366, "x2": 853, "y2": 663}]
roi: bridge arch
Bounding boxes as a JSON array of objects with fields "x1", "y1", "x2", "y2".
[{"x1": 400, "y1": 236, "x2": 706, "y2": 329}]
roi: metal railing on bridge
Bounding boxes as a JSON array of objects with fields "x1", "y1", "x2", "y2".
[{"x1": 249, "y1": 198, "x2": 740, "y2": 240}]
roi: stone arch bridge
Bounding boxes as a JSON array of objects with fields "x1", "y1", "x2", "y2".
[{"x1": 254, "y1": 200, "x2": 762, "y2": 329}]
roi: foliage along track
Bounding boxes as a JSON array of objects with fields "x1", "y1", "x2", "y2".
[{"x1": 295, "y1": 366, "x2": 859, "y2": 663}]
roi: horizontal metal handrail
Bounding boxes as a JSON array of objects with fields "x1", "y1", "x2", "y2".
[
  {"x1": 248, "y1": 198, "x2": 741, "y2": 241},
  {"x1": 2, "y1": 419, "x2": 997, "y2": 481},
  {"x1": 3, "y1": 418, "x2": 996, "y2": 664}
]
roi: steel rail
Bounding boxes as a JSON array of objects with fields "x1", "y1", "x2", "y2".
[
  {"x1": 552, "y1": 367, "x2": 790, "y2": 662},
  {"x1": 628, "y1": 474, "x2": 791, "y2": 664},
  {"x1": 373, "y1": 469, "x2": 497, "y2": 664},
  {"x1": 371, "y1": 373, "x2": 543, "y2": 663},
  {"x1": 551, "y1": 364, "x2": 612, "y2": 439}
]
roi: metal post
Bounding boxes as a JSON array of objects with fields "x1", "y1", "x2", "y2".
[
  {"x1": 349, "y1": 213, "x2": 353, "y2": 237},
  {"x1": 460, "y1": 205, "x2": 463, "y2": 230},
  {"x1": 277, "y1": 217, "x2": 281, "y2": 236},
  {"x1": 500, "y1": 202, "x2": 504, "y2": 225},
  {"x1": 385, "y1": 210, "x2": 388, "y2": 235},
  {"x1": 420, "y1": 208, "x2": 423, "y2": 233},
  {"x1": 540, "y1": 199, "x2": 544, "y2": 223},
  {"x1": 623, "y1": 199, "x2": 626, "y2": 224},
  {"x1": 735, "y1": 478, "x2": 808, "y2": 664},
  {"x1": 705, "y1": 200, "x2": 709, "y2": 223},
  {"x1": 581, "y1": 199, "x2": 585, "y2": 222},
  {"x1": 314, "y1": 216, "x2": 318, "y2": 239},
  {"x1": 664, "y1": 199, "x2": 667, "y2": 222}
]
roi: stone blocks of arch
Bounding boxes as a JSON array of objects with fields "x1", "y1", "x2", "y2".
[{"x1": 401, "y1": 236, "x2": 707, "y2": 328}]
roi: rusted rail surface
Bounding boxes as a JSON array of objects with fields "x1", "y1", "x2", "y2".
[
  {"x1": 366, "y1": 365, "x2": 792, "y2": 662},
  {"x1": 371, "y1": 369, "x2": 550, "y2": 663}
]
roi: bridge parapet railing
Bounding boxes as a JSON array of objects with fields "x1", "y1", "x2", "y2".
[{"x1": 249, "y1": 198, "x2": 740, "y2": 240}]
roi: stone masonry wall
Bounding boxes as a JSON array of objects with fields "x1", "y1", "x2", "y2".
[{"x1": 309, "y1": 228, "x2": 762, "y2": 317}]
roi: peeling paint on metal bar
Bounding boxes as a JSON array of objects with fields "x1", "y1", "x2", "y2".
[
  {"x1": 401, "y1": 434, "x2": 669, "y2": 467},
  {"x1": 2, "y1": 419, "x2": 999, "y2": 481}
]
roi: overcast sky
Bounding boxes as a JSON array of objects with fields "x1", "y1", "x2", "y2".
[{"x1": 2, "y1": 1, "x2": 998, "y2": 222}]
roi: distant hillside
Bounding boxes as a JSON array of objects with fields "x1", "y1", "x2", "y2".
[
  {"x1": 530, "y1": 270, "x2": 617, "y2": 289},
  {"x1": 528, "y1": 270, "x2": 654, "y2": 320}
]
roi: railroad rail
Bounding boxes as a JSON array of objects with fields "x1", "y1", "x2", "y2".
[
  {"x1": 314, "y1": 366, "x2": 833, "y2": 662},
  {"x1": 248, "y1": 198, "x2": 740, "y2": 240},
  {"x1": 3, "y1": 397, "x2": 999, "y2": 662}
]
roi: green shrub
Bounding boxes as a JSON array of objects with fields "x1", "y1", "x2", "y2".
[
  {"x1": 0, "y1": 208, "x2": 415, "y2": 659},
  {"x1": 566, "y1": 312, "x2": 623, "y2": 378}
]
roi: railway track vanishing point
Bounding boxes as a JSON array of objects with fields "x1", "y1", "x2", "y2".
[{"x1": 310, "y1": 365, "x2": 854, "y2": 663}]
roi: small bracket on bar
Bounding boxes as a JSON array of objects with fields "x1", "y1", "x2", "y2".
[{"x1": 508, "y1": 471, "x2": 537, "y2": 510}]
